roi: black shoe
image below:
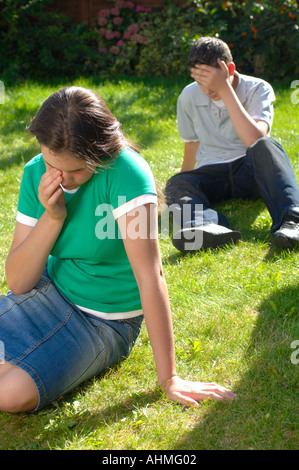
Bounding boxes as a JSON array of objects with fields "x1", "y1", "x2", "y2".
[
  {"x1": 273, "y1": 213, "x2": 299, "y2": 249},
  {"x1": 172, "y1": 224, "x2": 241, "y2": 253}
]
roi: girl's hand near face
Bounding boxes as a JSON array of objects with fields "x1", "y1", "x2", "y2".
[
  {"x1": 38, "y1": 167, "x2": 67, "y2": 221},
  {"x1": 6, "y1": 168, "x2": 68, "y2": 295}
]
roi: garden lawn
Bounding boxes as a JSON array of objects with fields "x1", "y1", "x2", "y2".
[{"x1": 0, "y1": 77, "x2": 298, "y2": 450}]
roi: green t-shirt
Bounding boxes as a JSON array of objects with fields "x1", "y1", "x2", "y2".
[{"x1": 16, "y1": 148, "x2": 157, "y2": 318}]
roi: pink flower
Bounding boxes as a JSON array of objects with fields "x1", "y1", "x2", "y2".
[
  {"x1": 99, "y1": 28, "x2": 107, "y2": 35},
  {"x1": 105, "y1": 31, "x2": 115, "y2": 40},
  {"x1": 98, "y1": 17, "x2": 108, "y2": 26},
  {"x1": 98, "y1": 47, "x2": 107, "y2": 54},
  {"x1": 127, "y1": 23, "x2": 139, "y2": 33},
  {"x1": 117, "y1": 40, "x2": 126, "y2": 47},
  {"x1": 123, "y1": 31, "x2": 131, "y2": 39},
  {"x1": 109, "y1": 45, "x2": 120, "y2": 55},
  {"x1": 124, "y1": 1, "x2": 134, "y2": 8},
  {"x1": 99, "y1": 9, "x2": 110, "y2": 17},
  {"x1": 113, "y1": 16, "x2": 123, "y2": 25},
  {"x1": 136, "y1": 6, "x2": 152, "y2": 12},
  {"x1": 110, "y1": 8, "x2": 120, "y2": 15}
]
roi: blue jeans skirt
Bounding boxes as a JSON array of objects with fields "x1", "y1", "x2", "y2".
[{"x1": 0, "y1": 271, "x2": 143, "y2": 411}]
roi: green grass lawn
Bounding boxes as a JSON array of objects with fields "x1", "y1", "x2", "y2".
[{"x1": 0, "y1": 76, "x2": 298, "y2": 450}]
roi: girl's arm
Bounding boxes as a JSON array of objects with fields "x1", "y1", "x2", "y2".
[
  {"x1": 118, "y1": 203, "x2": 236, "y2": 406},
  {"x1": 5, "y1": 167, "x2": 66, "y2": 295}
]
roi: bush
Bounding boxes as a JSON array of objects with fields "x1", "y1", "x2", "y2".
[
  {"x1": 96, "y1": 0, "x2": 153, "y2": 74},
  {"x1": 198, "y1": 0, "x2": 299, "y2": 80},
  {"x1": 0, "y1": 0, "x2": 298, "y2": 82},
  {"x1": 97, "y1": 0, "x2": 298, "y2": 80},
  {"x1": 0, "y1": 0, "x2": 101, "y2": 81},
  {"x1": 95, "y1": 0, "x2": 201, "y2": 76},
  {"x1": 136, "y1": 1, "x2": 199, "y2": 77},
  {"x1": 135, "y1": 0, "x2": 299, "y2": 80}
]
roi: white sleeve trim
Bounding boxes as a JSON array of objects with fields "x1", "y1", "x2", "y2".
[
  {"x1": 16, "y1": 211, "x2": 38, "y2": 227},
  {"x1": 112, "y1": 194, "x2": 157, "y2": 219}
]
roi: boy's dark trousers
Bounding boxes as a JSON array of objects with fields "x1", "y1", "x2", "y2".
[{"x1": 165, "y1": 137, "x2": 299, "y2": 233}]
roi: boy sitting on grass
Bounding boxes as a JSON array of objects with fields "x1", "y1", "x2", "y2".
[{"x1": 165, "y1": 36, "x2": 299, "y2": 253}]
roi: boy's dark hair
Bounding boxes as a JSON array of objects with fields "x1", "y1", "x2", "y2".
[{"x1": 188, "y1": 37, "x2": 233, "y2": 68}]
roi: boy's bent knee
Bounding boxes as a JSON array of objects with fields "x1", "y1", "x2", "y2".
[
  {"x1": 165, "y1": 171, "x2": 195, "y2": 196},
  {"x1": 248, "y1": 136, "x2": 282, "y2": 154}
]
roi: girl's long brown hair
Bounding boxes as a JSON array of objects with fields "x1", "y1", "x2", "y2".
[
  {"x1": 27, "y1": 86, "x2": 136, "y2": 171},
  {"x1": 27, "y1": 86, "x2": 165, "y2": 205}
]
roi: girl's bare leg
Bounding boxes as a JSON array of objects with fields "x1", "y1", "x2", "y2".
[{"x1": 0, "y1": 363, "x2": 39, "y2": 412}]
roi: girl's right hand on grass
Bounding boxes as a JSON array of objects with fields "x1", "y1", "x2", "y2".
[
  {"x1": 38, "y1": 168, "x2": 67, "y2": 221},
  {"x1": 163, "y1": 376, "x2": 236, "y2": 407}
]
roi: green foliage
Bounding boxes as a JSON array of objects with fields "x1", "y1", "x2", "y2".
[
  {"x1": 95, "y1": 0, "x2": 197, "y2": 76},
  {"x1": 201, "y1": 0, "x2": 299, "y2": 80},
  {"x1": 0, "y1": 0, "x2": 298, "y2": 81},
  {"x1": 96, "y1": 0, "x2": 152, "y2": 74},
  {"x1": 135, "y1": 0, "x2": 299, "y2": 80},
  {"x1": 0, "y1": 0, "x2": 100, "y2": 81},
  {"x1": 94, "y1": 0, "x2": 299, "y2": 80},
  {"x1": 136, "y1": 1, "x2": 198, "y2": 77}
]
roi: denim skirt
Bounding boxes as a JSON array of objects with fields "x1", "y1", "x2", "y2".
[{"x1": 0, "y1": 271, "x2": 143, "y2": 411}]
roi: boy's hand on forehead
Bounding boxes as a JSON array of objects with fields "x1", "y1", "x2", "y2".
[{"x1": 190, "y1": 58, "x2": 230, "y2": 96}]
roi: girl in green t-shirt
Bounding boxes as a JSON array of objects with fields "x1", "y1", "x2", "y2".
[{"x1": 0, "y1": 86, "x2": 235, "y2": 412}]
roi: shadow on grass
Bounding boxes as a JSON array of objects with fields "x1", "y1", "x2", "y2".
[
  {"x1": 30, "y1": 386, "x2": 162, "y2": 450},
  {"x1": 0, "y1": 371, "x2": 162, "y2": 450},
  {"x1": 173, "y1": 284, "x2": 299, "y2": 450},
  {"x1": 1, "y1": 286, "x2": 297, "y2": 450}
]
